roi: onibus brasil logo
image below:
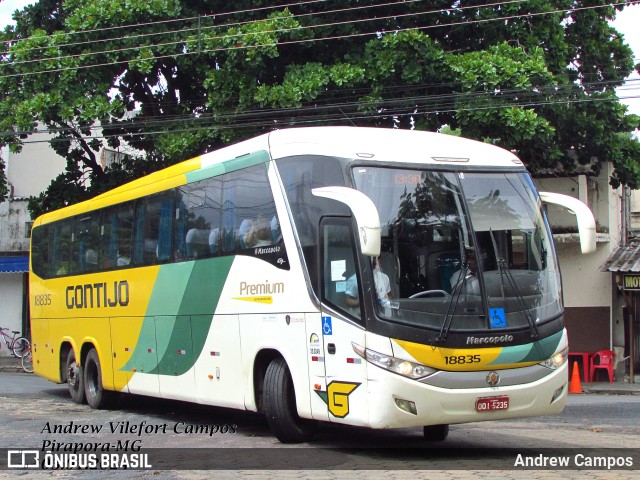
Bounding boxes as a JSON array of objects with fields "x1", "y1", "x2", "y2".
[{"x1": 315, "y1": 381, "x2": 360, "y2": 418}]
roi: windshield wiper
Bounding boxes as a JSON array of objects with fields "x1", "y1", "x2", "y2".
[
  {"x1": 437, "y1": 260, "x2": 469, "y2": 343},
  {"x1": 488, "y1": 229, "x2": 539, "y2": 339}
]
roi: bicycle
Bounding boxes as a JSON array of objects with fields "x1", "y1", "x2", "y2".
[
  {"x1": 21, "y1": 345, "x2": 33, "y2": 373},
  {"x1": 0, "y1": 327, "x2": 30, "y2": 358}
]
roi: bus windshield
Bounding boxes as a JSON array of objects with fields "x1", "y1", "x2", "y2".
[{"x1": 352, "y1": 167, "x2": 561, "y2": 333}]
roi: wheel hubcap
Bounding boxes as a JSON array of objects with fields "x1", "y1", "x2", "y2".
[{"x1": 68, "y1": 365, "x2": 77, "y2": 388}]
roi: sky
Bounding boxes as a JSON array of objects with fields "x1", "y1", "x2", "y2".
[{"x1": 0, "y1": 0, "x2": 639, "y2": 115}]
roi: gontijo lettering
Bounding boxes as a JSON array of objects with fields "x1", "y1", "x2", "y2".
[{"x1": 65, "y1": 281, "x2": 129, "y2": 309}]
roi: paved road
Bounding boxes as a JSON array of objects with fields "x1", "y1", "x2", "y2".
[{"x1": 0, "y1": 373, "x2": 639, "y2": 479}]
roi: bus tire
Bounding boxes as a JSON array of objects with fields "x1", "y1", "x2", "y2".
[
  {"x1": 66, "y1": 350, "x2": 85, "y2": 404},
  {"x1": 83, "y1": 349, "x2": 114, "y2": 409},
  {"x1": 423, "y1": 424, "x2": 449, "y2": 441},
  {"x1": 263, "y1": 357, "x2": 316, "y2": 443}
]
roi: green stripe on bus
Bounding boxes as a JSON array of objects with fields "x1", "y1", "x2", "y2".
[
  {"x1": 489, "y1": 330, "x2": 563, "y2": 365},
  {"x1": 518, "y1": 330, "x2": 563, "y2": 363},
  {"x1": 122, "y1": 256, "x2": 234, "y2": 376},
  {"x1": 185, "y1": 151, "x2": 270, "y2": 184}
]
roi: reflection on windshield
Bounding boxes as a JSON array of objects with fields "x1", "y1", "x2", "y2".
[{"x1": 353, "y1": 168, "x2": 561, "y2": 333}]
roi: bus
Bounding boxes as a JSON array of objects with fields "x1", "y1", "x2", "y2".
[{"x1": 29, "y1": 127, "x2": 596, "y2": 443}]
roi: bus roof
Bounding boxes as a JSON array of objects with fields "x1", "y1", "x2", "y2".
[
  {"x1": 200, "y1": 127, "x2": 523, "y2": 169},
  {"x1": 35, "y1": 127, "x2": 523, "y2": 225}
]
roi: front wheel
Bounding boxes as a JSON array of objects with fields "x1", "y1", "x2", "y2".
[
  {"x1": 83, "y1": 349, "x2": 115, "y2": 409},
  {"x1": 263, "y1": 357, "x2": 316, "y2": 443},
  {"x1": 66, "y1": 350, "x2": 85, "y2": 404},
  {"x1": 12, "y1": 337, "x2": 30, "y2": 357},
  {"x1": 21, "y1": 350, "x2": 33, "y2": 373}
]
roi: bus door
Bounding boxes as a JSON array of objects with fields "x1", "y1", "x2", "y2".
[{"x1": 318, "y1": 219, "x2": 368, "y2": 425}]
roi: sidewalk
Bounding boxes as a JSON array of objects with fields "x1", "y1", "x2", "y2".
[
  {"x1": 0, "y1": 354, "x2": 26, "y2": 374},
  {"x1": 1, "y1": 354, "x2": 639, "y2": 394}
]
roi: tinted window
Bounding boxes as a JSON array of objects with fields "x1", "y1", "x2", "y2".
[
  {"x1": 276, "y1": 155, "x2": 348, "y2": 296},
  {"x1": 134, "y1": 192, "x2": 174, "y2": 266},
  {"x1": 176, "y1": 176, "x2": 223, "y2": 260},
  {"x1": 30, "y1": 225, "x2": 49, "y2": 278},
  {"x1": 72, "y1": 213, "x2": 101, "y2": 274},
  {"x1": 102, "y1": 203, "x2": 134, "y2": 269},
  {"x1": 224, "y1": 165, "x2": 279, "y2": 252}
]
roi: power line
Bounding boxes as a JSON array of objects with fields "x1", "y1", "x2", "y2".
[
  {"x1": 1, "y1": 0, "x2": 332, "y2": 46},
  {"x1": 8, "y1": 83, "x2": 640, "y2": 145},
  {"x1": 0, "y1": 1, "x2": 624, "y2": 79},
  {"x1": 5, "y1": 77, "x2": 638, "y2": 137},
  {"x1": 5, "y1": 0, "x2": 432, "y2": 56},
  {"x1": 2, "y1": 0, "x2": 527, "y2": 68}
]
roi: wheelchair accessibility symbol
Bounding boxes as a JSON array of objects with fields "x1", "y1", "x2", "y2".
[
  {"x1": 322, "y1": 316, "x2": 333, "y2": 335},
  {"x1": 489, "y1": 308, "x2": 507, "y2": 328}
]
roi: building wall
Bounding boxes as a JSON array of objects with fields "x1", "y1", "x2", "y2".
[
  {"x1": 0, "y1": 199, "x2": 31, "y2": 253},
  {"x1": 0, "y1": 132, "x2": 66, "y2": 349},
  {"x1": 3, "y1": 131, "x2": 67, "y2": 198},
  {"x1": 0, "y1": 273, "x2": 26, "y2": 355},
  {"x1": 535, "y1": 164, "x2": 622, "y2": 355}
]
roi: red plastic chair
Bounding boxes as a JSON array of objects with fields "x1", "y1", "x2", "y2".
[{"x1": 589, "y1": 350, "x2": 615, "y2": 383}]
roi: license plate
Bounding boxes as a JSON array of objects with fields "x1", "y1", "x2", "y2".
[{"x1": 475, "y1": 396, "x2": 509, "y2": 412}]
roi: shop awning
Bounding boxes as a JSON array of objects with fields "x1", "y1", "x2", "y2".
[
  {"x1": 0, "y1": 256, "x2": 29, "y2": 273},
  {"x1": 600, "y1": 239, "x2": 640, "y2": 272}
]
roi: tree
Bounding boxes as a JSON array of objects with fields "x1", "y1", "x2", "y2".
[{"x1": 0, "y1": 0, "x2": 638, "y2": 217}]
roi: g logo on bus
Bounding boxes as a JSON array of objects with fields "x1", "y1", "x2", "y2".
[
  {"x1": 315, "y1": 381, "x2": 360, "y2": 418},
  {"x1": 486, "y1": 371, "x2": 500, "y2": 386}
]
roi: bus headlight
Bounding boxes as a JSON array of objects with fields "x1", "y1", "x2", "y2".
[
  {"x1": 352, "y1": 343, "x2": 435, "y2": 379},
  {"x1": 539, "y1": 346, "x2": 568, "y2": 370}
]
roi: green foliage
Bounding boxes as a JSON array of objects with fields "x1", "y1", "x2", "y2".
[{"x1": 0, "y1": 0, "x2": 638, "y2": 213}]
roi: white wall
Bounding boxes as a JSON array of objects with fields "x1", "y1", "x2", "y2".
[
  {"x1": 555, "y1": 241, "x2": 612, "y2": 307},
  {"x1": 0, "y1": 131, "x2": 67, "y2": 251},
  {"x1": 3, "y1": 130, "x2": 66, "y2": 198},
  {"x1": 0, "y1": 273, "x2": 24, "y2": 355},
  {"x1": 0, "y1": 199, "x2": 31, "y2": 252},
  {"x1": 535, "y1": 163, "x2": 621, "y2": 310}
]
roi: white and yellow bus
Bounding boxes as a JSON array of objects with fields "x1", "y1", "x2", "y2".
[{"x1": 29, "y1": 127, "x2": 595, "y2": 442}]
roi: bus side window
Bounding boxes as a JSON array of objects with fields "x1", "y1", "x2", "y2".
[
  {"x1": 104, "y1": 203, "x2": 134, "y2": 268},
  {"x1": 82, "y1": 214, "x2": 101, "y2": 273},
  {"x1": 31, "y1": 224, "x2": 50, "y2": 278},
  {"x1": 157, "y1": 194, "x2": 174, "y2": 262},
  {"x1": 177, "y1": 177, "x2": 222, "y2": 260},
  {"x1": 134, "y1": 193, "x2": 173, "y2": 265},
  {"x1": 51, "y1": 220, "x2": 73, "y2": 277}
]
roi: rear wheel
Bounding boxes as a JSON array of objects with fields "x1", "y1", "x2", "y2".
[
  {"x1": 12, "y1": 337, "x2": 29, "y2": 357},
  {"x1": 66, "y1": 350, "x2": 85, "y2": 404},
  {"x1": 263, "y1": 357, "x2": 316, "y2": 443},
  {"x1": 423, "y1": 424, "x2": 449, "y2": 441},
  {"x1": 83, "y1": 348, "x2": 115, "y2": 409}
]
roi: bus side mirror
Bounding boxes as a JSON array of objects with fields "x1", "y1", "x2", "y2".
[
  {"x1": 312, "y1": 186, "x2": 381, "y2": 257},
  {"x1": 539, "y1": 191, "x2": 596, "y2": 254}
]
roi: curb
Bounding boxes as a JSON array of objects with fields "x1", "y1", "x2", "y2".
[{"x1": 582, "y1": 387, "x2": 640, "y2": 395}]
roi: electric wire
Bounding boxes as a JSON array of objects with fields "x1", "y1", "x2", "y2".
[{"x1": 0, "y1": 1, "x2": 627, "y2": 79}]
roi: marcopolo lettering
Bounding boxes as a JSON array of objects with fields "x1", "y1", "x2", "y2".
[
  {"x1": 466, "y1": 334, "x2": 514, "y2": 345},
  {"x1": 65, "y1": 281, "x2": 129, "y2": 309}
]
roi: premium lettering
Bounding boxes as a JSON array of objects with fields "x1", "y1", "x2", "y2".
[
  {"x1": 65, "y1": 281, "x2": 129, "y2": 309},
  {"x1": 466, "y1": 334, "x2": 514, "y2": 345},
  {"x1": 239, "y1": 280, "x2": 284, "y2": 295}
]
